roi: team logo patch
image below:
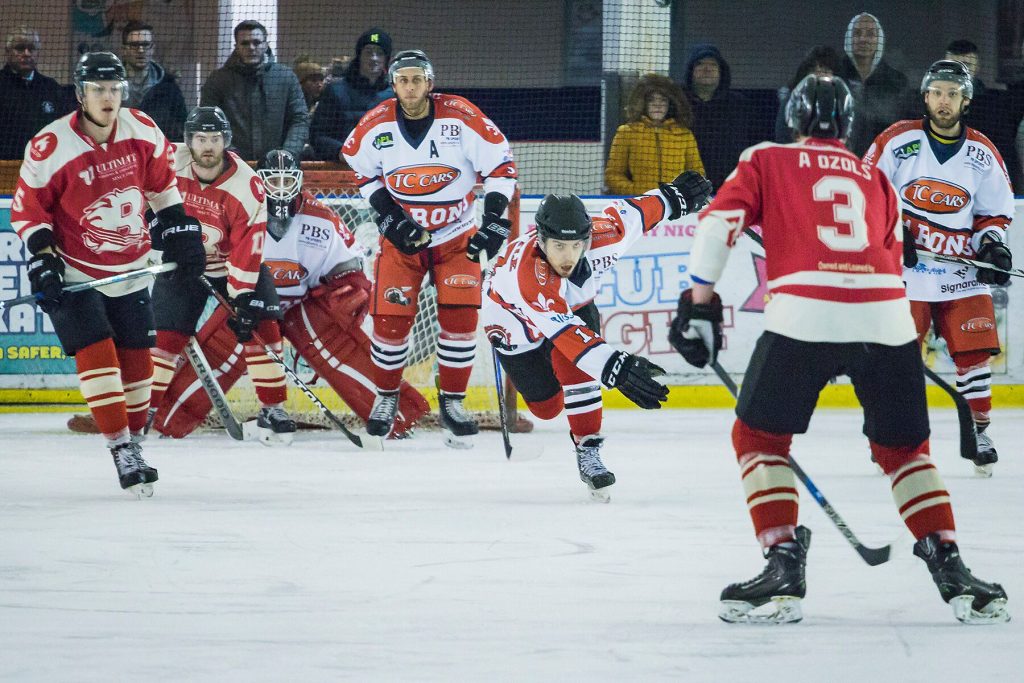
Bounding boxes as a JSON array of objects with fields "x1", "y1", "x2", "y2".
[
  {"x1": 386, "y1": 164, "x2": 462, "y2": 196},
  {"x1": 29, "y1": 132, "x2": 58, "y2": 161},
  {"x1": 373, "y1": 132, "x2": 394, "y2": 150},
  {"x1": 250, "y1": 176, "x2": 266, "y2": 202},
  {"x1": 265, "y1": 260, "x2": 308, "y2": 285},
  {"x1": 131, "y1": 109, "x2": 156, "y2": 127},
  {"x1": 485, "y1": 324, "x2": 512, "y2": 350},
  {"x1": 893, "y1": 141, "x2": 920, "y2": 160},
  {"x1": 534, "y1": 257, "x2": 549, "y2": 286},
  {"x1": 443, "y1": 98, "x2": 476, "y2": 118},
  {"x1": 442, "y1": 274, "x2": 478, "y2": 288},
  {"x1": 81, "y1": 187, "x2": 147, "y2": 252},
  {"x1": 900, "y1": 177, "x2": 971, "y2": 215},
  {"x1": 384, "y1": 287, "x2": 412, "y2": 305},
  {"x1": 961, "y1": 317, "x2": 994, "y2": 333}
]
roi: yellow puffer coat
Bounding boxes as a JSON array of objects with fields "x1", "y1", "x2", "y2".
[{"x1": 604, "y1": 117, "x2": 705, "y2": 196}]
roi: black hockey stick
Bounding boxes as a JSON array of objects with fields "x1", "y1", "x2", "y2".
[
  {"x1": 198, "y1": 276, "x2": 382, "y2": 450},
  {"x1": 1, "y1": 262, "x2": 176, "y2": 315},
  {"x1": 710, "y1": 360, "x2": 891, "y2": 566},
  {"x1": 183, "y1": 337, "x2": 244, "y2": 440},
  {"x1": 491, "y1": 346, "x2": 514, "y2": 459},
  {"x1": 916, "y1": 250, "x2": 1024, "y2": 279}
]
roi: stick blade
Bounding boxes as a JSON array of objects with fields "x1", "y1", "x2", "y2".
[{"x1": 856, "y1": 543, "x2": 892, "y2": 566}]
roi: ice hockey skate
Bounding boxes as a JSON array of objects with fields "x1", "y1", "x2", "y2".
[
  {"x1": 913, "y1": 534, "x2": 1009, "y2": 624},
  {"x1": 969, "y1": 424, "x2": 998, "y2": 477},
  {"x1": 720, "y1": 526, "x2": 811, "y2": 624},
  {"x1": 438, "y1": 391, "x2": 478, "y2": 449},
  {"x1": 575, "y1": 434, "x2": 615, "y2": 502},
  {"x1": 110, "y1": 441, "x2": 156, "y2": 498},
  {"x1": 243, "y1": 405, "x2": 297, "y2": 446},
  {"x1": 366, "y1": 390, "x2": 400, "y2": 437}
]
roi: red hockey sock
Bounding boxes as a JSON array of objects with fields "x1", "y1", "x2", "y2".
[
  {"x1": 151, "y1": 330, "x2": 189, "y2": 410},
  {"x1": 76, "y1": 339, "x2": 128, "y2": 444},
  {"x1": 886, "y1": 451, "x2": 956, "y2": 542},
  {"x1": 526, "y1": 393, "x2": 563, "y2": 420},
  {"x1": 552, "y1": 349, "x2": 602, "y2": 439},
  {"x1": 116, "y1": 347, "x2": 153, "y2": 434},
  {"x1": 371, "y1": 315, "x2": 413, "y2": 392},
  {"x1": 246, "y1": 319, "x2": 287, "y2": 406},
  {"x1": 953, "y1": 351, "x2": 992, "y2": 423},
  {"x1": 732, "y1": 419, "x2": 799, "y2": 548},
  {"x1": 436, "y1": 305, "x2": 478, "y2": 394}
]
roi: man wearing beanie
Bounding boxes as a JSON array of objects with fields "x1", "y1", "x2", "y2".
[{"x1": 311, "y1": 28, "x2": 394, "y2": 161}]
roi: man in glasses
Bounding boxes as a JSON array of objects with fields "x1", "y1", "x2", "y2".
[
  {"x1": 119, "y1": 20, "x2": 187, "y2": 142},
  {"x1": 0, "y1": 26, "x2": 74, "y2": 159}
]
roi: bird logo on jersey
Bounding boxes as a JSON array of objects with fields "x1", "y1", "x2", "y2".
[
  {"x1": 81, "y1": 187, "x2": 147, "y2": 252},
  {"x1": 900, "y1": 177, "x2": 971, "y2": 215},
  {"x1": 386, "y1": 164, "x2": 462, "y2": 196},
  {"x1": 29, "y1": 132, "x2": 58, "y2": 162}
]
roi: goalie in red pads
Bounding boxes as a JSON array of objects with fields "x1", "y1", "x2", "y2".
[{"x1": 152, "y1": 149, "x2": 429, "y2": 439}]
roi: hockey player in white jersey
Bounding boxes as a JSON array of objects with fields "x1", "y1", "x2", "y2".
[
  {"x1": 482, "y1": 171, "x2": 711, "y2": 499},
  {"x1": 342, "y1": 49, "x2": 517, "y2": 447},
  {"x1": 863, "y1": 60, "x2": 1015, "y2": 475}
]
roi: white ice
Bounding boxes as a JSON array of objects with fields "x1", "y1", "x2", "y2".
[{"x1": 0, "y1": 408, "x2": 1021, "y2": 682}]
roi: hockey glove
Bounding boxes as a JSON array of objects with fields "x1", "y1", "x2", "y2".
[
  {"x1": 902, "y1": 225, "x2": 918, "y2": 268},
  {"x1": 601, "y1": 351, "x2": 669, "y2": 409},
  {"x1": 312, "y1": 268, "x2": 372, "y2": 324},
  {"x1": 975, "y1": 239, "x2": 1012, "y2": 286},
  {"x1": 659, "y1": 170, "x2": 713, "y2": 220},
  {"x1": 155, "y1": 217, "x2": 206, "y2": 281},
  {"x1": 377, "y1": 205, "x2": 431, "y2": 256},
  {"x1": 26, "y1": 252, "x2": 65, "y2": 314},
  {"x1": 668, "y1": 289, "x2": 724, "y2": 368},
  {"x1": 467, "y1": 212, "x2": 512, "y2": 263},
  {"x1": 227, "y1": 292, "x2": 265, "y2": 343}
]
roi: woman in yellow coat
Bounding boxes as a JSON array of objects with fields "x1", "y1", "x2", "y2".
[{"x1": 605, "y1": 74, "x2": 705, "y2": 195}]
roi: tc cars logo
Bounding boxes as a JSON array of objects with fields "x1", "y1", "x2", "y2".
[
  {"x1": 265, "y1": 260, "x2": 308, "y2": 285},
  {"x1": 901, "y1": 177, "x2": 971, "y2": 215},
  {"x1": 386, "y1": 164, "x2": 461, "y2": 196},
  {"x1": 960, "y1": 317, "x2": 994, "y2": 333}
]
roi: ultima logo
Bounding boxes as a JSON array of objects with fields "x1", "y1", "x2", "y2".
[
  {"x1": 901, "y1": 177, "x2": 971, "y2": 215},
  {"x1": 386, "y1": 164, "x2": 461, "y2": 196}
]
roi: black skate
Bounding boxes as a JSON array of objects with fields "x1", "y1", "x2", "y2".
[
  {"x1": 720, "y1": 526, "x2": 811, "y2": 624},
  {"x1": 110, "y1": 441, "x2": 156, "y2": 498},
  {"x1": 366, "y1": 390, "x2": 399, "y2": 437},
  {"x1": 252, "y1": 405, "x2": 297, "y2": 446},
  {"x1": 575, "y1": 434, "x2": 615, "y2": 502},
  {"x1": 913, "y1": 534, "x2": 1009, "y2": 624},
  {"x1": 968, "y1": 424, "x2": 998, "y2": 477},
  {"x1": 438, "y1": 391, "x2": 478, "y2": 449}
]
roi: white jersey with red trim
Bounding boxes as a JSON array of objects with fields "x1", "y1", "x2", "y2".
[
  {"x1": 482, "y1": 193, "x2": 671, "y2": 381},
  {"x1": 261, "y1": 191, "x2": 363, "y2": 310},
  {"x1": 12, "y1": 107, "x2": 181, "y2": 292},
  {"x1": 689, "y1": 138, "x2": 916, "y2": 345},
  {"x1": 863, "y1": 119, "x2": 1015, "y2": 302},
  {"x1": 342, "y1": 94, "x2": 517, "y2": 246},
  {"x1": 172, "y1": 145, "x2": 267, "y2": 298}
]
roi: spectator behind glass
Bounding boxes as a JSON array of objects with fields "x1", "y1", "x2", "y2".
[
  {"x1": 605, "y1": 74, "x2": 704, "y2": 195},
  {"x1": 310, "y1": 28, "x2": 393, "y2": 161},
  {"x1": 293, "y1": 58, "x2": 326, "y2": 114},
  {"x1": 0, "y1": 26, "x2": 75, "y2": 159},
  {"x1": 774, "y1": 46, "x2": 844, "y2": 143},
  {"x1": 201, "y1": 20, "x2": 309, "y2": 161},
  {"x1": 837, "y1": 12, "x2": 910, "y2": 156},
  {"x1": 681, "y1": 43, "x2": 757, "y2": 190},
  {"x1": 120, "y1": 20, "x2": 187, "y2": 142}
]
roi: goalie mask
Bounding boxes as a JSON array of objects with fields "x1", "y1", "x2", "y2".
[
  {"x1": 921, "y1": 59, "x2": 974, "y2": 101},
  {"x1": 184, "y1": 106, "x2": 232, "y2": 150},
  {"x1": 785, "y1": 74, "x2": 854, "y2": 140},
  {"x1": 257, "y1": 149, "x2": 303, "y2": 238}
]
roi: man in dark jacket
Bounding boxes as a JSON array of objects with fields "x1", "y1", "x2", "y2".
[
  {"x1": 681, "y1": 43, "x2": 757, "y2": 190},
  {"x1": 201, "y1": 20, "x2": 309, "y2": 161},
  {"x1": 310, "y1": 28, "x2": 394, "y2": 161},
  {"x1": 0, "y1": 26, "x2": 75, "y2": 159},
  {"x1": 120, "y1": 21, "x2": 187, "y2": 142}
]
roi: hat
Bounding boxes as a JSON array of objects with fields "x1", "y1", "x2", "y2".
[
  {"x1": 294, "y1": 61, "x2": 325, "y2": 82},
  {"x1": 355, "y1": 28, "x2": 392, "y2": 58}
]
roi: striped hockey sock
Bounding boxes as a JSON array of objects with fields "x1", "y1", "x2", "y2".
[
  {"x1": 889, "y1": 455, "x2": 956, "y2": 542},
  {"x1": 436, "y1": 332, "x2": 476, "y2": 394},
  {"x1": 116, "y1": 347, "x2": 153, "y2": 434},
  {"x1": 246, "y1": 319, "x2": 287, "y2": 406},
  {"x1": 76, "y1": 339, "x2": 129, "y2": 445},
  {"x1": 955, "y1": 359, "x2": 992, "y2": 424}
]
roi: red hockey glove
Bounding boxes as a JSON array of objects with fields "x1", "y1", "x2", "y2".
[{"x1": 310, "y1": 269, "x2": 372, "y2": 323}]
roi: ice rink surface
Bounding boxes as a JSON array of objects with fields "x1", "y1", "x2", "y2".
[{"x1": 0, "y1": 408, "x2": 1021, "y2": 682}]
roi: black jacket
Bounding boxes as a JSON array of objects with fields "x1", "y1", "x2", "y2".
[
  {"x1": 839, "y1": 57, "x2": 910, "y2": 156},
  {"x1": 130, "y1": 62, "x2": 188, "y2": 143},
  {"x1": 310, "y1": 72, "x2": 393, "y2": 161},
  {"x1": 0, "y1": 65, "x2": 75, "y2": 159}
]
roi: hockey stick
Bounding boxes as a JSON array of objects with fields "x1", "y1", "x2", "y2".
[
  {"x1": 183, "y1": 336, "x2": 244, "y2": 440},
  {"x1": 491, "y1": 346, "x2": 514, "y2": 459},
  {"x1": 198, "y1": 276, "x2": 382, "y2": 451},
  {"x1": 710, "y1": 360, "x2": 891, "y2": 566},
  {"x1": 1, "y1": 262, "x2": 176, "y2": 315},
  {"x1": 916, "y1": 250, "x2": 1024, "y2": 279}
]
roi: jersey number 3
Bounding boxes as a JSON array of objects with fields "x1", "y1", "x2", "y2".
[{"x1": 813, "y1": 175, "x2": 868, "y2": 252}]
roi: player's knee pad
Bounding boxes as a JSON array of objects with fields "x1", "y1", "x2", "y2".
[
  {"x1": 373, "y1": 314, "x2": 414, "y2": 342},
  {"x1": 732, "y1": 418, "x2": 793, "y2": 461},
  {"x1": 869, "y1": 439, "x2": 930, "y2": 475},
  {"x1": 526, "y1": 393, "x2": 564, "y2": 420},
  {"x1": 436, "y1": 304, "x2": 478, "y2": 335}
]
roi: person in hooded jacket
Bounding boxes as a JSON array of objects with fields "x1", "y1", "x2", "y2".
[
  {"x1": 681, "y1": 43, "x2": 758, "y2": 190},
  {"x1": 774, "y1": 46, "x2": 844, "y2": 143},
  {"x1": 605, "y1": 73, "x2": 704, "y2": 195},
  {"x1": 200, "y1": 20, "x2": 309, "y2": 161},
  {"x1": 837, "y1": 12, "x2": 910, "y2": 156},
  {"x1": 119, "y1": 21, "x2": 187, "y2": 142},
  {"x1": 310, "y1": 28, "x2": 394, "y2": 162}
]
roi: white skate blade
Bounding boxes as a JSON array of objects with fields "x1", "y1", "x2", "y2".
[
  {"x1": 973, "y1": 463, "x2": 994, "y2": 478},
  {"x1": 258, "y1": 426, "x2": 294, "y2": 447},
  {"x1": 588, "y1": 487, "x2": 611, "y2": 503},
  {"x1": 442, "y1": 429, "x2": 474, "y2": 450},
  {"x1": 359, "y1": 432, "x2": 384, "y2": 451},
  {"x1": 719, "y1": 596, "x2": 803, "y2": 624},
  {"x1": 124, "y1": 482, "x2": 154, "y2": 499},
  {"x1": 950, "y1": 595, "x2": 1010, "y2": 624}
]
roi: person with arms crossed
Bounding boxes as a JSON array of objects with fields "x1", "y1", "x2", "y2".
[
  {"x1": 342, "y1": 50, "x2": 517, "y2": 447},
  {"x1": 670, "y1": 75, "x2": 1008, "y2": 625}
]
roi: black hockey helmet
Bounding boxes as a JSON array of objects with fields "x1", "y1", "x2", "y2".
[
  {"x1": 388, "y1": 49, "x2": 434, "y2": 83},
  {"x1": 257, "y1": 149, "x2": 303, "y2": 233},
  {"x1": 785, "y1": 74, "x2": 854, "y2": 140},
  {"x1": 73, "y1": 51, "x2": 127, "y2": 97},
  {"x1": 184, "y1": 106, "x2": 232, "y2": 149},
  {"x1": 535, "y1": 194, "x2": 592, "y2": 241},
  {"x1": 921, "y1": 59, "x2": 974, "y2": 100}
]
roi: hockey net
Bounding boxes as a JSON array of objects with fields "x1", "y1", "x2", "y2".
[{"x1": 202, "y1": 168, "x2": 528, "y2": 433}]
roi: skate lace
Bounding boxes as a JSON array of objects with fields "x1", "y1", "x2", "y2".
[
  {"x1": 369, "y1": 392, "x2": 399, "y2": 421},
  {"x1": 976, "y1": 431, "x2": 995, "y2": 451},
  {"x1": 263, "y1": 405, "x2": 291, "y2": 422},
  {"x1": 577, "y1": 445, "x2": 608, "y2": 477},
  {"x1": 112, "y1": 443, "x2": 144, "y2": 473},
  {"x1": 441, "y1": 394, "x2": 472, "y2": 421}
]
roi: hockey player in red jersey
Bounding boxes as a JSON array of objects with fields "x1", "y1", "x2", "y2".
[
  {"x1": 148, "y1": 149, "x2": 430, "y2": 439},
  {"x1": 12, "y1": 52, "x2": 205, "y2": 496},
  {"x1": 670, "y1": 75, "x2": 1007, "y2": 624},
  {"x1": 342, "y1": 50, "x2": 517, "y2": 447},
  {"x1": 483, "y1": 171, "x2": 711, "y2": 500},
  {"x1": 863, "y1": 60, "x2": 1014, "y2": 476}
]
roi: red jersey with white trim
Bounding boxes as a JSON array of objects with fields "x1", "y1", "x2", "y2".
[
  {"x1": 172, "y1": 145, "x2": 267, "y2": 298},
  {"x1": 12, "y1": 108, "x2": 182, "y2": 287},
  {"x1": 261, "y1": 191, "x2": 363, "y2": 310},
  {"x1": 483, "y1": 193, "x2": 671, "y2": 382},
  {"x1": 689, "y1": 138, "x2": 917, "y2": 345},
  {"x1": 342, "y1": 94, "x2": 517, "y2": 246},
  {"x1": 863, "y1": 119, "x2": 1014, "y2": 302}
]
